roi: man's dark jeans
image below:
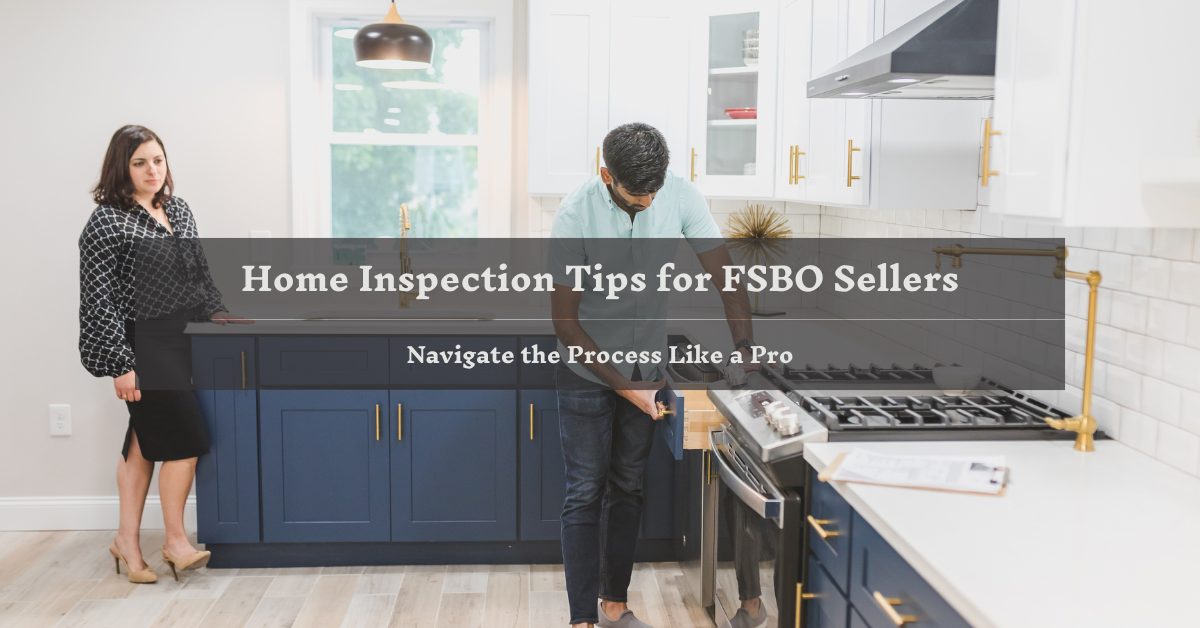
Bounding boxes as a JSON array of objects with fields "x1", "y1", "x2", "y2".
[{"x1": 556, "y1": 365, "x2": 657, "y2": 625}]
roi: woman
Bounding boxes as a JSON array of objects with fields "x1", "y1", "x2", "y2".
[{"x1": 79, "y1": 125, "x2": 238, "y2": 583}]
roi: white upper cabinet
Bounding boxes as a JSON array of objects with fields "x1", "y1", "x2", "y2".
[
  {"x1": 989, "y1": 0, "x2": 1200, "y2": 226},
  {"x1": 527, "y1": 0, "x2": 688, "y2": 196},
  {"x1": 528, "y1": 0, "x2": 609, "y2": 195},
  {"x1": 608, "y1": 1, "x2": 690, "y2": 180},
  {"x1": 774, "y1": 0, "x2": 814, "y2": 200},
  {"x1": 687, "y1": 0, "x2": 780, "y2": 198}
]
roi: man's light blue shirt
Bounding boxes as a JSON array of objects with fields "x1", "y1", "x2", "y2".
[{"x1": 550, "y1": 171, "x2": 723, "y2": 385}]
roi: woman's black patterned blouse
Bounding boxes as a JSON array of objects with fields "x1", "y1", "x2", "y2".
[{"x1": 78, "y1": 196, "x2": 225, "y2": 378}]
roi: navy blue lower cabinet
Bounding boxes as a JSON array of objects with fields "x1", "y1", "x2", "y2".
[
  {"x1": 849, "y1": 607, "x2": 870, "y2": 628},
  {"x1": 519, "y1": 389, "x2": 565, "y2": 540},
  {"x1": 195, "y1": 388, "x2": 258, "y2": 543},
  {"x1": 640, "y1": 422, "x2": 675, "y2": 539},
  {"x1": 809, "y1": 478, "x2": 853, "y2": 594},
  {"x1": 849, "y1": 513, "x2": 970, "y2": 628},
  {"x1": 193, "y1": 336, "x2": 258, "y2": 544},
  {"x1": 390, "y1": 390, "x2": 518, "y2": 542},
  {"x1": 805, "y1": 554, "x2": 850, "y2": 628},
  {"x1": 259, "y1": 390, "x2": 391, "y2": 543}
]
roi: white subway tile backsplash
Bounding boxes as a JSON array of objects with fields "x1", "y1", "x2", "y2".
[
  {"x1": 1103, "y1": 363, "x2": 1142, "y2": 408},
  {"x1": 1153, "y1": 229, "x2": 1195, "y2": 260},
  {"x1": 528, "y1": 195, "x2": 1200, "y2": 476},
  {"x1": 1168, "y1": 261, "x2": 1200, "y2": 305},
  {"x1": 1163, "y1": 344, "x2": 1200, "y2": 391},
  {"x1": 1141, "y1": 377, "x2": 1182, "y2": 425},
  {"x1": 1115, "y1": 229, "x2": 1153, "y2": 256},
  {"x1": 1083, "y1": 227, "x2": 1116, "y2": 251},
  {"x1": 1121, "y1": 409, "x2": 1159, "y2": 456},
  {"x1": 1146, "y1": 298, "x2": 1188, "y2": 342},
  {"x1": 1109, "y1": 292, "x2": 1148, "y2": 334},
  {"x1": 1096, "y1": 252, "x2": 1133, "y2": 291},
  {"x1": 1155, "y1": 424, "x2": 1200, "y2": 475},
  {"x1": 1130, "y1": 256, "x2": 1171, "y2": 298},
  {"x1": 1123, "y1": 334, "x2": 1164, "y2": 380},
  {"x1": 1180, "y1": 390, "x2": 1200, "y2": 437}
]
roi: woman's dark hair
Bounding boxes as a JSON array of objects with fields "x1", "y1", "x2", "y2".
[
  {"x1": 92, "y1": 125, "x2": 173, "y2": 209},
  {"x1": 602, "y1": 122, "x2": 670, "y2": 195}
]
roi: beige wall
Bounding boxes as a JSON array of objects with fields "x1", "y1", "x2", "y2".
[{"x1": 0, "y1": 0, "x2": 293, "y2": 501}]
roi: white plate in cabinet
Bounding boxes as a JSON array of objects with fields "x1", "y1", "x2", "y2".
[{"x1": 988, "y1": 0, "x2": 1200, "y2": 226}]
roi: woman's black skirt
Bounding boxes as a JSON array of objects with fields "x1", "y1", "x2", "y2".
[{"x1": 122, "y1": 310, "x2": 210, "y2": 462}]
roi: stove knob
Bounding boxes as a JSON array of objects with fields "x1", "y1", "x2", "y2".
[{"x1": 776, "y1": 415, "x2": 802, "y2": 436}]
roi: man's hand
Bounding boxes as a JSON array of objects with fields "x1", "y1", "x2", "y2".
[
  {"x1": 114, "y1": 370, "x2": 141, "y2": 402},
  {"x1": 617, "y1": 380, "x2": 667, "y2": 419},
  {"x1": 211, "y1": 311, "x2": 253, "y2": 325}
]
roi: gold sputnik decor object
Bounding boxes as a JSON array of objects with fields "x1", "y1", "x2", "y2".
[
  {"x1": 727, "y1": 203, "x2": 791, "y2": 316},
  {"x1": 397, "y1": 203, "x2": 416, "y2": 308},
  {"x1": 932, "y1": 244, "x2": 1101, "y2": 452}
]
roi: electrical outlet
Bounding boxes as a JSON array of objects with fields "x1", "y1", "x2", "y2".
[{"x1": 49, "y1": 404, "x2": 71, "y2": 436}]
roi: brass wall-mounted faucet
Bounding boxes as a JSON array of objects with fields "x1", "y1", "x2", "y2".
[
  {"x1": 932, "y1": 244, "x2": 1102, "y2": 452},
  {"x1": 398, "y1": 203, "x2": 415, "y2": 308}
]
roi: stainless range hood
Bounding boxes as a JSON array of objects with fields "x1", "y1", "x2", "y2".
[{"x1": 807, "y1": 0, "x2": 997, "y2": 100}]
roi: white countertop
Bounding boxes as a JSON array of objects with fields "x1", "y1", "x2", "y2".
[{"x1": 803, "y1": 440, "x2": 1200, "y2": 628}]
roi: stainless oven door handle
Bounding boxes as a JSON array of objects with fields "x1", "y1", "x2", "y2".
[{"x1": 709, "y1": 430, "x2": 784, "y2": 527}]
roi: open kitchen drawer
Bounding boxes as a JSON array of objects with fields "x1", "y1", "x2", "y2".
[{"x1": 659, "y1": 389, "x2": 727, "y2": 461}]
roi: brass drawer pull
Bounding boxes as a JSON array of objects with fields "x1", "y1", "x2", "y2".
[
  {"x1": 981, "y1": 117, "x2": 1000, "y2": 187},
  {"x1": 240, "y1": 351, "x2": 246, "y2": 389},
  {"x1": 529, "y1": 403, "x2": 535, "y2": 441},
  {"x1": 397, "y1": 403, "x2": 403, "y2": 441},
  {"x1": 806, "y1": 515, "x2": 840, "y2": 539},
  {"x1": 794, "y1": 147, "x2": 806, "y2": 183},
  {"x1": 374, "y1": 404, "x2": 380, "y2": 441},
  {"x1": 846, "y1": 139, "x2": 861, "y2": 187},
  {"x1": 690, "y1": 148, "x2": 698, "y2": 182},
  {"x1": 873, "y1": 591, "x2": 918, "y2": 626},
  {"x1": 595, "y1": 146, "x2": 601, "y2": 176}
]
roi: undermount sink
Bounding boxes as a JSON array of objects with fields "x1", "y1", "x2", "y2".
[{"x1": 300, "y1": 309, "x2": 495, "y2": 321}]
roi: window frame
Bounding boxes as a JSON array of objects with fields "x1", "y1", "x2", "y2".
[{"x1": 289, "y1": 0, "x2": 514, "y2": 238}]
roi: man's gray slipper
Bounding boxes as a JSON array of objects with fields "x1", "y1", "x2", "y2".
[
  {"x1": 597, "y1": 601, "x2": 653, "y2": 628},
  {"x1": 728, "y1": 605, "x2": 768, "y2": 628}
]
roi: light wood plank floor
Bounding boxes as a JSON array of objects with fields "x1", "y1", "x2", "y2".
[{"x1": 0, "y1": 531, "x2": 718, "y2": 628}]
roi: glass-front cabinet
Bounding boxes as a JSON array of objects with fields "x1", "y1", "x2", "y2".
[{"x1": 688, "y1": 1, "x2": 779, "y2": 198}]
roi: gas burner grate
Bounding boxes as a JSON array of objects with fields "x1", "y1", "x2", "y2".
[
  {"x1": 801, "y1": 392, "x2": 1074, "y2": 430},
  {"x1": 780, "y1": 363, "x2": 934, "y2": 383}
]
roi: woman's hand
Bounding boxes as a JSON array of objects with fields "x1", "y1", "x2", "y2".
[
  {"x1": 211, "y1": 311, "x2": 253, "y2": 325},
  {"x1": 114, "y1": 370, "x2": 140, "y2": 402}
]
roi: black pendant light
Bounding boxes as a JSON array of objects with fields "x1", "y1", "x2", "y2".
[{"x1": 354, "y1": 1, "x2": 434, "y2": 70}]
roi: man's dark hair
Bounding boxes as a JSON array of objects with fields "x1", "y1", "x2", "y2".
[{"x1": 602, "y1": 123, "x2": 670, "y2": 195}]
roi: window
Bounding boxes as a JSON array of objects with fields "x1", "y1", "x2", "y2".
[
  {"x1": 326, "y1": 21, "x2": 483, "y2": 238},
  {"x1": 291, "y1": 2, "x2": 512, "y2": 239}
]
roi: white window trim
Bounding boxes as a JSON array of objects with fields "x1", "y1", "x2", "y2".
[{"x1": 289, "y1": 0, "x2": 514, "y2": 238}]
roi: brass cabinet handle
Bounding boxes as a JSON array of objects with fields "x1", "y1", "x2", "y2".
[
  {"x1": 795, "y1": 148, "x2": 806, "y2": 183},
  {"x1": 690, "y1": 148, "x2": 697, "y2": 182},
  {"x1": 397, "y1": 403, "x2": 403, "y2": 441},
  {"x1": 846, "y1": 139, "x2": 861, "y2": 187},
  {"x1": 806, "y1": 515, "x2": 841, "y2": 539},
  {"x1": 873, "y1": 591, "x2": 918, "y2": 626},
  {"x1": 981, "y1": 117, "x2": 1000, "y2": 187},
  {"x1": 787, "y1": 145, "x2": 795, "y2": 184},
  {"x1": 374, "y1": 404, "x2": 380, "y2": 442},
  {"x1": 595, "y1": 146, "x2": 601, "y2": 176},
  {"x1": 529, "y1": 403, "x2": 535, "y2": 441},
  {"x1": 239, "y1": 351, "x2": 246, "y2": 389}
]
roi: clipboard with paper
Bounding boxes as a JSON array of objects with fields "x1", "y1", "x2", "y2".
[{"x1": 818, "y1": 450, "x2": 1009, "y2": 496}]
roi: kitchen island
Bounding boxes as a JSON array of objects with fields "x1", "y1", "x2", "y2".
[{"x1": 803, "y1": 440, "x2": 1200, "y2": 627}]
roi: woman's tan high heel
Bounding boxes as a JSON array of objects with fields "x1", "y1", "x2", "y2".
[
  {"x1": 161, "y1": 547, "x2": 211, "y2": 581},
  {"x1": 108, "y1": 543, "x2": 157, "y2": 584}
]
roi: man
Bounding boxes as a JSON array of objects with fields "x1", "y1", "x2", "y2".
[{"x1": 550, "y1": 123, "x2": 758, "y2": 628}]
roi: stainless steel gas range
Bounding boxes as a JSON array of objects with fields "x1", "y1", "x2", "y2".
[{"x1": 689, "y1": 363, "x2": 1094, "y2": 628}]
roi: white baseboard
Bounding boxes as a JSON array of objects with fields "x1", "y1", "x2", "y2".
[{"x1": 0, "y1": 496, "x2": 197, "y2": 532}]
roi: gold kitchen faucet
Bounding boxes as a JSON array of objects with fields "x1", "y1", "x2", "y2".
[{"x1": 933, "y1": 244, "x2": 1101, "y2": 452}]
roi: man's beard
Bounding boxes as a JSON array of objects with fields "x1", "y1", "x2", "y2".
[{"x1": 606, "y1": 183, "x2": 647, "y2": 213}]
